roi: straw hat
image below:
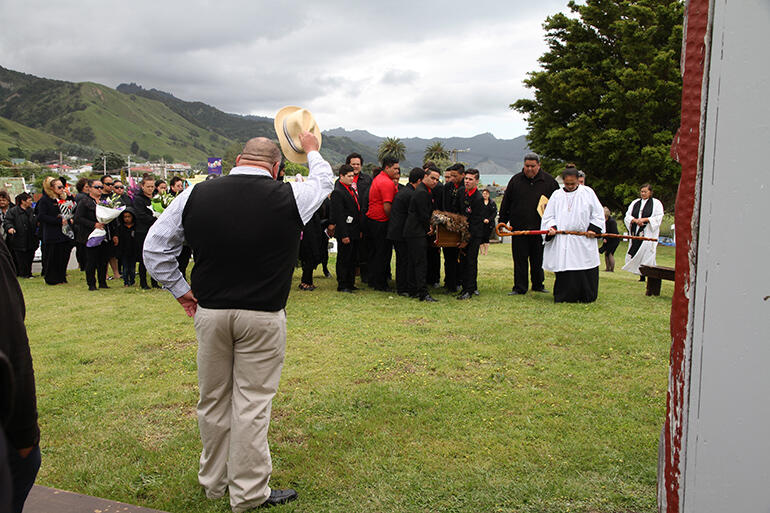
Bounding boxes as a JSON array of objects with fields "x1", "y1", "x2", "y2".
[{"x1": 274, "y1": 106, "x2": 322, "y2": 163}]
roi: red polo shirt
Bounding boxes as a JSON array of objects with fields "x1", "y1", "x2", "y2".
[{"x1": 366, "y1": 172, "x2": 398, "y2": 222}]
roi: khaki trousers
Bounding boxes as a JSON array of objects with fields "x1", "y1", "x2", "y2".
[{"x1": 193, "y1": 307, "x2": 286, "y2": 512}]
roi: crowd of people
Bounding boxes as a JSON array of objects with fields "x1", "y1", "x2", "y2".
[
  {"x1": 0, "y1": 174, "x2": 190, "y2": 291},
  {"x1": 0, "y1": 151, "x2": 664, "y2": 304}
]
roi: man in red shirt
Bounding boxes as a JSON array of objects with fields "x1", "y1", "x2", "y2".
[{"x1": 365, "y1": 156, "x2": 400, "y2": 291}]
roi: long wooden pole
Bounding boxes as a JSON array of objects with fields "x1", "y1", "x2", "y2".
[{"x1": 495, "y1": 223, "x2": 658, "y2": 241}]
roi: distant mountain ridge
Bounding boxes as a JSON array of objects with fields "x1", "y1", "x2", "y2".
[{"x1": 324, "y1": 127, "x2": 530, "y2": 173}]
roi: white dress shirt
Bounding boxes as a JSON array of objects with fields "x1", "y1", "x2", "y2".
[{"x1": 143, "y1": 151, "x2": 334, "y2": 299}]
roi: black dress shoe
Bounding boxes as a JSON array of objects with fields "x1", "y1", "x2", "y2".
[
  {"x1": 98, "y1": 283, "x2": 109, "y2": 289},
  {"x1": 338, "y1": 288, "x2": 353, "y2": 293},
  {"x1": 456, "y1": 292, "x2": 472, "y2": 300},
  {"x1": 88, "y1": 285, "x2": 98, "y2": 291},
  {"x1": 420, "y1": 294, "x2": 438, "y2": 302},
  {"x1": 351, "y1": 286, "x2": 359, "y2": 291},
  {"x1": 507, "y1": 290, "x2": 525, "y2": 296},
  {"x1": 397, "y1": 291, "x2": 410, "y2": 297},
  {"x1": 532, "y1": 287, "x2": 548, "y2": 293},
  {"x1": 258, "y1": 488, "x2": 298, "y2": 508}
]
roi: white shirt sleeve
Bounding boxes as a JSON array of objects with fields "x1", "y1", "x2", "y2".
[
  {"x1": 624, "y1": 199, "x2": 638, "y2": 232},
  {"x1": 648, "y1": 198, "x2": 664, "y2": 231},
  {"x1": 143, "y1": 186, "x2": 194, "y2": 299},
  {"x1": 290, "y1": 151, "x2": 335, "y2": 225},
  {"x1": 588, "y1": 189, "x2": 606, "y2": 232}
]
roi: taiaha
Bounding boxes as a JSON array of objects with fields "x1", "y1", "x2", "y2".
[{"x1": 495, "y1": 223, "x2": 657, "y2": 242}]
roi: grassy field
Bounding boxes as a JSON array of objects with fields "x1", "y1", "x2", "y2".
[{"x1": 21, "y1": 241, "x2": 674, "y2": 513}]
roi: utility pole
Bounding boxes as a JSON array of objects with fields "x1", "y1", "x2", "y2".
[
  {"x1": 449, "y1": 148, "x2": 471, "y2": 163},
  {"x1": 127, "y1": 154, "x2": 131, "y2": 180},
  {"x1": 103, "y1": 155, "x2": 107, "y2": 174}
]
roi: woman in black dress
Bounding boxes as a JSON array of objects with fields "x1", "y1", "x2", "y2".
[
  {"x1": 36, "y1": 177, "x2": 74, "y2": 284},
  {"x1": 598, "y1": 206, "x2": 620, "y2": 271},
  {"x1": 480, "y1": 188, "x2": 497, "y2": 255}
]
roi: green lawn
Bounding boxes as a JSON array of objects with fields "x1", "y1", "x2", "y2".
[{"x1": 22, "y1": 241, "x2": 674, "y2": 513}]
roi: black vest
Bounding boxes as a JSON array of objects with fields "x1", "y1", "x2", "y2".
[{"x1": 182, "y1": 174, "x2": 302, "y2": 311}]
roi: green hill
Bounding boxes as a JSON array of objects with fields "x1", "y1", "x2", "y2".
[
  {"x1": 0, "y1": 115, "x2": 68, "y2": 157},
  {"x1": 0, "y1": 65, "x2": 380, "y2": 167}
]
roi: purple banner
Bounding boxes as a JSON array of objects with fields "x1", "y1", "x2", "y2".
[{"x1": 207, "y1": 157, "x2": 222, "y2": 175}]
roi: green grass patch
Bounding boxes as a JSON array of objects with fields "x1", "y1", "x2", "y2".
[{"x1": 23, "y1": 241, "x2": 673, "y2": 512}]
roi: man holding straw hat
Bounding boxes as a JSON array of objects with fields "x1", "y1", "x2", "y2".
[{"x1": 144, "y1": 106, "x2": 333, "y2": 511}]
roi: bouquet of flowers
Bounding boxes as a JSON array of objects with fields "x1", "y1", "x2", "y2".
[
  {"x1": 151, "y1": 192, "x2": 174, "y2": 217},
  {"x1": 86, "y1": 204, "x2": 125, "y2": 247},
  {"x1": 104, "y1": 193, "x2": 129, "y2": 209}
]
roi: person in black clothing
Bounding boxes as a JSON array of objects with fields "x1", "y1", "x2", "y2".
[
  {"x1": 441, "y1": 164, "x2": 465, "y2": 293},
  {"x1": 168, "y1": 177, "x2": 192, "y2": 280},
  {"x1": 74, "y1": 179, "x2": 110, "y2": 290},
  {"x1": 329, "y1": 164, "x2": 362, "y2": 292},
  {"x1": 598, "y1": 207, "x2": 620, "y2": 272},
  {"x1": 346, "y1": 153, "x2": 372, "y2": 282},
  {"x1": 498, "y1": 152, "x2": 559, "y2": 295},
  {"x1": 457, "y1": 169, "x2": 485, "y2": 300},
  {"x1": 72, "y1": 178, "x2": 91, "y2": 271},
  {"x1": 0, "y1": 237, "x2": 41, "y2": 513},
  {"x1": 2, "y1": 194, "x2": 37, "y2": 278},
  {"x1": 387, "y1": 168, "x2": 421, "y2": 296},
  {"x1": 111, "y1": 180, "x2": 133, "y2": 207},
  {"x1": 404, "y1": 167, "x2": 441, "y2": 301},
  {"x1": 36, "y1": 177, "x2": 73, "y2": 285},
  {"x1": 133, "y1": 176, "x2": 159, "y2": 289},
  {"x1": 298, "y1": 209, "x2": 323, "y2": 291},
  {"x1": 318, "y1": 196, "x2": 331, "y2": 278},
  {"x1": 115, "y1": 208, "x2": 141, "y2": 286},
  {"x1": 423, "y1": 162, "x2": 442, "y2": 287},
  {"x1": 480, "y1": 188, "x2": 498, "y2": 255}
]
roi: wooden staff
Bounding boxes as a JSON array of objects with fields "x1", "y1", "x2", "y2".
[{"x1": 495, "y1": 223, "x2": 657, "y2": 241}]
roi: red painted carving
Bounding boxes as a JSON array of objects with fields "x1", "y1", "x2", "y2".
[{"x1": 666, "y1": 0, "x2": 710, "y2": 511}]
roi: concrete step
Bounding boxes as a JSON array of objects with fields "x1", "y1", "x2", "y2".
[{"x1": 23, "y1": 485, "x2": 168, "y2": 513}]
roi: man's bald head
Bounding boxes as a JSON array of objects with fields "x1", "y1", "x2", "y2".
[{"x1": 237, "y1": 138, "x2": 282, "y2": 172}]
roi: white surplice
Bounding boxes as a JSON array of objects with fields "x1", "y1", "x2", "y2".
[
  {"x1": 541, "y1": 185, "x2": 605, "y2": 272},
  {"x1": 622, "y1": 197, "x2": 664, "y2": 274}
]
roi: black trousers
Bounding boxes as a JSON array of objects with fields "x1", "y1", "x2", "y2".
[
  {"x1": 392, "y1": 240, "x2": 409, "y2": 294},
  {"x1": 5, "y1": 436, "x2": 40, "y2": 513},
  {"x1": 461, "y1": 237, "x2": 482, "y2": 294},
  {"x1": 85, "y1": 243, "x2": 109, "y2": 288},
  {"x1": 177, "y1": 245, "x2": 192, "y2": 280},
  {"x1": 336, "y1": 239, "x2": 358, "y2": 290},
  {"x1": 75, "y1": 241, "x2": 87, "y2": 271},
  {"x1": 426, "y1": 244, "x2": 440, "y2": 285},
  {"x1": 553, "y1": 266, "x2": 599, "y2": 303},
  {"x1": 442, "y1": 247, "x2": 460, "y2": 291},
  {"x1": 511, "y1": 234, "x2": 545, "y2": 293},
  {"x1": 407, "y1": 236, "x2": 428, "y2": 298},
  {"x1": 12, "y1": 249, "x2": 34, "y2": 278},
  {"x1": 43, "y1": 241, "x2": 70, "y2": 285},
  {"x1": 136, "y1": 234, "x2": 158, "y2": 288},
  {"x1": 366, "y1": 218, "x2": 392, "y2": 290},
  {"x1": 301, "y1": 259, "x2": 317, "y2": 285}
]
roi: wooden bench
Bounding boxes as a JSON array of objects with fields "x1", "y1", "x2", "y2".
[{"x1": 640, "y1": 265, "x2": 675, "y2": 296}]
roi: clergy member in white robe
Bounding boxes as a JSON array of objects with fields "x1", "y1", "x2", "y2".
[
  {"x1": 541, "y1": 168, "x2": 605, "y2": 303},
  {"x1": 622, "y1": 183, "x2": 664, "y2": 278}
]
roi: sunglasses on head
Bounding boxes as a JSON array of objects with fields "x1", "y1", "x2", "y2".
[{"x1": 93, "y1": 185, "x2": 104, "y2": 189}]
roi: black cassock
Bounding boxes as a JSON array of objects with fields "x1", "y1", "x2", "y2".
[{"x1": 553, "y1": 266, "x2": 600, "y2": 303}]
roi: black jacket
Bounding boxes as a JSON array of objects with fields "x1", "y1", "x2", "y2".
[
  {"x1": 73, "y1": 196, "x2": 102, "y2": 245},
  {"x1": 36, "y1": 195, "x2": 70, "y2": 244},
  {"x1": 132, "y1": 194, "x2": 156, "y2": 235},
  {"x1": 116, "y1": 208, "x2": 141, "y2": 259},
  {"x1": 2, "y1": 205, "x2": 37, "y2": 251},
  {"x1": 329, "y1": 182, "x2": 361, "y2": 241},
  {"x1": 459, "y1": 188, "x2": 486, "y2": 239},
  {"x1": 431, "y1": 182, "x2": 444, "y2": 210},
  {"x1": 441, "y1": 182, "x2": 464, "y2": 214},
  {"x1": 354, "y1": 172, "x2": 373, "y2": 215},
  {"x1": 0, "y1": 238, "x2": 40, "y2": 450},
  {"x1": 386, "y1": 184, "x2": 415, "y2": 241},
  {"x1": 498, "y1": 170, "x2": 559, "y2": 230},
  {"x1": 403, "y1": 182, "x2": 434, "y2": 239}
]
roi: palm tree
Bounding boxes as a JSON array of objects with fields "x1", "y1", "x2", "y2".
[
  {"x1": 423, "y1": 141, "x2": 449, "y2": 163},
  {"x1": 377, "y1": 137, "x2": 406, "y2": 163}
]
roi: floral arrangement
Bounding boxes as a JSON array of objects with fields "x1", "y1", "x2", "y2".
[
  {"x1": 151, "y1": 192, "x2": 174, "y2": 217},
  {"x1": 86, "y1": 205, "x2": 125, "y2": 247}
]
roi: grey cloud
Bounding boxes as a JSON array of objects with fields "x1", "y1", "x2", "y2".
[{"x1": 380, "y1": 70, "x2": 419, "y2": 85}]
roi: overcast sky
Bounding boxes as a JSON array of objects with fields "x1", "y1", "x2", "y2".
[{"x1": 1, "y1": 0, "x2": 570, "y2": 140}]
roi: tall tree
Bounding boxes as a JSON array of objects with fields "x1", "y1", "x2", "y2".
[
  {"x1": 377, "y1": 137, "x2": 406, "y2": 164},
  {"x1": 423, "y1": 141, "x2": 449, "y2": 164},
  {"x1": 512, "y1": 0, "x2": 684, "y2": 209},
  {"x1": 92, "y1": 151, "x2": 126, "y2": 172}
]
